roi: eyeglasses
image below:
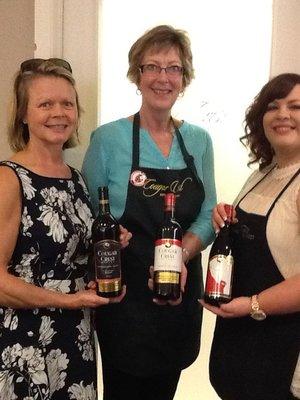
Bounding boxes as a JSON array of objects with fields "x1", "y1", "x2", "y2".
[
  {"x1": 20, "y1": 58, "x2": 72, "y2": 73},
  {"x1": 139, "y1": 64, "x2": 183, "y2": 77}
]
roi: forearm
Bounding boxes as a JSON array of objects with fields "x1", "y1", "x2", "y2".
[
  {"x1": 257, "y1": 274, "x2": 300, "y2": 315},
  {"x1": 202, "y1": 274, "x2": 300, "y2": 319},
  {"x1": 0, "y1": 270, "x2": 73, "y2": 309},
  {"x1": 182, "y1": 231, "x2": 203, "y2": 263}
]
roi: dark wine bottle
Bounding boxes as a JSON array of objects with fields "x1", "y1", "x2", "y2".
[
  {"x1": 92, "y1": 186, "x2": 122, "y2": 298},
  {"x1": 153, "y1": 193, "x2": 183, "y2": 300},
  {"x1": 204, "y1": 204, "x2": 234, "y2": 306}
]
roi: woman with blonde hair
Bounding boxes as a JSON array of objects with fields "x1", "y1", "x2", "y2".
[{"x1": 0, "y1": 59, "x2": 127, "y2": 399}]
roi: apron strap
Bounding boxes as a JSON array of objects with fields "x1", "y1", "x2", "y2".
[
  {"x1": 267, "y1": 166, "x2": 300, "y2": 217},
  {"x1": 236, "y1": 165, "x2": 275, "y2": 207},
  {"x1": 133, "y1": 112, "x2": 201, "y2": 185},
  {"x1": 173, "y1": 123, "x2": 202, "y2": 186},
  {"x1": 132, "y1": 112, "x2": 140, "y2": 169}
]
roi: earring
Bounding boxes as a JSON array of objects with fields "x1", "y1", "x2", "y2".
[
  {"x1": 136, "y1": 88, "x2": 142, "y2": 95},
  {"x1": 178, "y1": 91, "x2": 184, "y2": 98}
]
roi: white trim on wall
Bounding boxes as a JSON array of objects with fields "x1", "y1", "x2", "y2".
[{"x1": 35, "y1": 0, "x2": 64, "y2": 58}]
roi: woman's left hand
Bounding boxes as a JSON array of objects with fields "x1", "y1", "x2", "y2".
[
  {"x1": 119, "y1": 225, "x2": 132, "y2": 248},
  {"x1": 199, "y1": 296, "x2": 251, "y2": 318},
  {"x1": 148, "y1": 262, "x2": 187, "y2": 306}
]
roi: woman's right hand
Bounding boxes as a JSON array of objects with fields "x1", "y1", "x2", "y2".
[
  {"x1": 212, "y1": 202, "x2": 237, "y2": 233},
  {"x1": 71, "y1": 284, "x2": 126, "y2": 309}
]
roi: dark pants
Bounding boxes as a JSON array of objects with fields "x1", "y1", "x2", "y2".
[{"x1": 102, "y1": 360, "x2": 181, "y2": 400}]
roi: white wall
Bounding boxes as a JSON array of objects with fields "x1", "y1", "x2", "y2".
[{"x1": 271, "y1": 0, "x2": 300, "y2": 76}]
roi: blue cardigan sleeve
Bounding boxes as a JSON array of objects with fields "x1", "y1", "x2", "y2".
[
  {"x1": 82, "y1": 127, "x2": 109, "y2": 213},
  {"x1": 186, "y1": 129, "x2": 216, "y2": 248}
]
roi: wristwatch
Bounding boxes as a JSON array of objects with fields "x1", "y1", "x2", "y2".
[{"x1": 250, "y1": 294, "x2": 266, "y2": 321}]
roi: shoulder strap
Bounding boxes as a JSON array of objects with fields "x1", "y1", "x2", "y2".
[
  {"x1": 236, "y1": 165, "x2": 275, "y2": 206},
  {"x1": 173, "y1": 123, "x2": 202, "y2": 186},
  {"x1": 267, "y1": 167, "x2": 300, "y2": 217},
  {"x1": 132, "y1": 112, "x2": 140, "y2": 169}
]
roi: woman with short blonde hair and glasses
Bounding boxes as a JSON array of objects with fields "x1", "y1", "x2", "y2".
[{"x1": 83, "y1": 25, "x2": 216, "y2": 400}]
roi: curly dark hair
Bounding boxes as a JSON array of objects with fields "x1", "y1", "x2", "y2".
[{"x1": 241, "y1": 73, "x2": 300, "y2": 169}]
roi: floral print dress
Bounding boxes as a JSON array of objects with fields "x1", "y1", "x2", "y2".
[{"x1": 0, "y1": 161, "x2": 97, "y2": 400}]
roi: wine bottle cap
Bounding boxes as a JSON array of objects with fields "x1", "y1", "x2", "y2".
[
  {"x1": 224, "y1": 204, "x2": 233, "y2": 222},
  {"x1": 164, "y1": 193, "x2": 176, "y2": 208}
]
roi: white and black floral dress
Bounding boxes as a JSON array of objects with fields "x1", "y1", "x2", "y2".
[{"x1": 0, "y1": 161, "x2": 97, "y2": 400}]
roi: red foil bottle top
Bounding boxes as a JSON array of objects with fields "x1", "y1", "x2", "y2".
[
  {"x1": 164, "y1": 193, "x2": 176, "y2": 209},
  {"x1": 224, "y1": 204, "x2": 233, "y2": 222}
]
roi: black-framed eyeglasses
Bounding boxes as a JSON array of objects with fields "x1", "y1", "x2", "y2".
[
  {"x1": 20, "y1": 58, "x2": 72, "y2": 73},
  {"x1": 139, "y1": 64, "x2": 183, "y2": 76}
]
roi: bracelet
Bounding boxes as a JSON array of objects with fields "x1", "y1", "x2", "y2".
[{"x1": 182, "y1": 247, "x2": 190, "y2": 262}]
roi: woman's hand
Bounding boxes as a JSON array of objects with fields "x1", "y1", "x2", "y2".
[
  {"x1": 71, "y1": 282, "x2": 126, "y2": 309},
  {"x1": 199, "y1": 296, "x2": 251, "y2": 318},
  {"x1": 212, "y1": 203, "x2": 238, "y2": 233},
  {"x1": 148, "y1": 262, "x2": 187, "y2": 306},
  {"x1": 119, "y1": 225, "x2": 132, "y2": 248}
]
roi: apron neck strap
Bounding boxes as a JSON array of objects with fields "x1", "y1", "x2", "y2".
[
  {"x1": 132, "y1": 112, "x2": 140, "y2": 169},
  {"x1": 172, "y1": 119, "x2": 202, "y2": 186},
  {"x1": 132, "y1": 112, "x2": 201, "y2": 185}
]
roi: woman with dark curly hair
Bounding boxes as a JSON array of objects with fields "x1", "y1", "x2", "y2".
[{"x1": 201, "y1": 73, "x2": 300, "y2": 400}]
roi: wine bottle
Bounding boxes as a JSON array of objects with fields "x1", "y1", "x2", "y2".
[
  {"x1": 153, "y1": 193, "x2": 183, "y2": 300},
  {"x1": 204, "y1": 204, "x2": 234, "y2": 306},
  {"x1": 92, "y1": 186, "x2": 122, "y2": 297}
]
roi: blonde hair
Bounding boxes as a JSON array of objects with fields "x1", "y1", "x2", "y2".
[
  {"x1": 127, "y1": 25, "x2": 194, "y2": 90},
  {"x1": 8, "y1": 60, "x2": 82, "y2": 152}
]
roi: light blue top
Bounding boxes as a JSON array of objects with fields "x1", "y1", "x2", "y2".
[{"x1": 82, "y1": 117, "x2": 216, "y2": 248}]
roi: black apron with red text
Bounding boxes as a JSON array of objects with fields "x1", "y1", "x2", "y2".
[
  {"x1": 95, "y1": 113, "x2": 205, "y2": 376},
  {"x1": 210, "y1": 168, "x2": 300, "y2": 400}
]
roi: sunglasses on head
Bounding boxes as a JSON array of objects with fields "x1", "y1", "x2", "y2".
[{"x1": 20, "y1": 58, "x2": 72, "y2": 73}]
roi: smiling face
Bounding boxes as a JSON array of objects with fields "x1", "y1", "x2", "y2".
[
  {"x1": 139, "y1": 46, "x2": 183, "y2": 114},
  {"x1": 263, "y1": 84, "x2": 300, "y2": 164},
  {"x1": 25, "y1": 76, "x2": 78, "y2": 149}
]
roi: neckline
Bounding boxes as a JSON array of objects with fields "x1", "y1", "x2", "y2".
[
  {"x1": 4, "y1": 160, "x2": 74, "y2": 180},
  {"x1": 272, "y1": 161, "x2": 300, "y2": 180}
]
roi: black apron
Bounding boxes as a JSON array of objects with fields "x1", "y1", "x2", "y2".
[
  {"x1": 95, "y1": 113, "x2": 205, "y2": 376},
  {"x1": 210, "y1": 167, "x2": 300, "y2": 400}
]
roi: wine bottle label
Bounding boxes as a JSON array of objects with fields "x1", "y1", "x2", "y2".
[
  {"x1": 154, "y1": 239, "x2": 182, "y2": 272},
  {"x1": 94, "y1": 239, "x2": 121, "y2": 281},
  {"x1": 206, "y1": 254, "x2": 233, "y2": 297}
]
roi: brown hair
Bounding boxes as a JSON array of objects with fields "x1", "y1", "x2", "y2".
[
  {"x1": 241, "y1": 73, "x2": 300, "y2": 169},
  {"x1": 127, "y1": 25, "x2": 194, "y2": 90},
  {"x1": 8, "y1": 60, "x2": 82, "y2": 152}
]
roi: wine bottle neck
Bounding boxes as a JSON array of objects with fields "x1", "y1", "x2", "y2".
[
  {"x1": 98, "y1": 199, "x2": 110, "y2": 215},
  {"x1": 219, "y1": 221, "x2": 231, "y2": 235},
  {"x1": 164, "y1": 207, "x2": 175, "y2": 220}
]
